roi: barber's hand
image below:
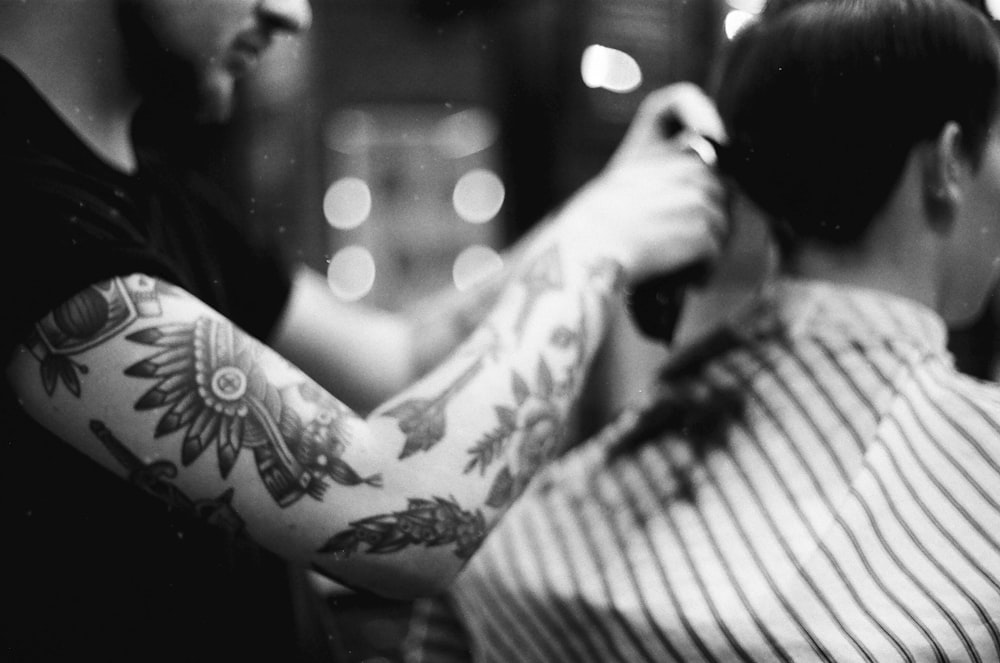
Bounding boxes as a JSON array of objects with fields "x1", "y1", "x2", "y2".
[{"x1": 553, "y1": 83, "x2": 729, "y2": 284}]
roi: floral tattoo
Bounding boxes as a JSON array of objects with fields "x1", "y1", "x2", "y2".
[
  {"x1": 465, "y1": 308, "x2": 592, "y2": 511},
  {"x1": 382, "y1": 251, "x2": 611, "y2": 513}
]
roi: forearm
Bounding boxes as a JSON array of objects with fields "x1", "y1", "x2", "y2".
[
  {"x1": 406, "y1": 213, "x2": 562, "y2": 378},
  {"x1": 327, "y1": 240, "x2": 622, "y2": 594},
  {"x1": 6, "y1": 245, "x2": 620, "y2": 598}
]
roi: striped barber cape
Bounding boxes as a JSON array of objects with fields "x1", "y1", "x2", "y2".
[{"x1": 403, "y1": 279, "x2": 1000, "y2": 663}]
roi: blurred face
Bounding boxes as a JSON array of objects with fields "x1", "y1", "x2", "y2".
[
  {"x1": 940, "y1": 113, "x2": 1000, "y2": 325},
  {"x1": 119, "y1": 0, "x2": 311, "y2": 122}
]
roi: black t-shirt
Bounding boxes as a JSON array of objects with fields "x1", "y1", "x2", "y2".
[{"x1": 0, "y1": 60, "x2": 306, "y2": 662}]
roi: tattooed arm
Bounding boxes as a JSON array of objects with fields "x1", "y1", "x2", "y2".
[
  {"x1": 5, "y1": 84, "x2": 728, "y2": 598},
  {"x1": 3, "y1": 257, "x2": 611, "y2": 597}
]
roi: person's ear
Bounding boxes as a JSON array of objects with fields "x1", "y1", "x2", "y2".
[{"x1": 922, "y1": 121, "x2": 967, "y2": 228}]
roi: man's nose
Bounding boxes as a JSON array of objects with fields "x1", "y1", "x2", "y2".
[{"x1": 258, "y1": 0, "x2": 313, "y2": 34}]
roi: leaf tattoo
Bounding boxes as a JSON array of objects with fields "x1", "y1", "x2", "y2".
[
  {"x1": 383, "y1": 250, "x2": 582, "y2": 461},
  {"x1": 463, "y1": 405, "x2": 518, "y2": 474},
  {"x1": 485, "y1": 466, "x2": 516, "y2": 508},
  {"x1": 512, "y1": 371, "x2": 530, "y2": 405},
  {"x1": 466, "y1": 345, "x2": 573, "y2": 472},
  {"x1": 484, "y1": 405, "x2": 563, "y2": 509},
  {"x1": 319, "y1": 496, "x2": 486, "y2": 561},
  {"x1": 461, "y1": 358, "x2": 566, "y2": 511},
  {"x1": 39, "y1": 354, "x2": 87, "y2": 398},
  {"x1": 125, "y1": 317, "x2": 381, "y2": 508}
]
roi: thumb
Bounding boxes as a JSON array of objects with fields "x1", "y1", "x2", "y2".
[{"x1": 614, "y1": 83, "x2": 727, "y2": 162}]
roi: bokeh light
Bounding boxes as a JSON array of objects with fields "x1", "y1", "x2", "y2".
[
  {"x1": 580, "y1": 45, "x2": 643, "y2": 94},
  {"x1": 434, "y1": 108, "x2": 499, "y2": 159},
  {"x1": 453, "y1": 169, "x2": 505, "y2": 224},
  {"x1": 325, "y1": 109, "x2": 377, "y2": 155},
  {"x1": 326, "y1": 246, "x2": 376, "y2": 301},
  {"x1": 725, "y1": 10, "x2": 756, "y2": 40},
  {"x1": 726, "y1": 0, "x2": 765, "y2": 12},
  {"x1": 323, "y1": 177, "x2": 372, "y2": 230},
  {"x1": 453, "y1": 245, "x2": 504, "y2": 292}
]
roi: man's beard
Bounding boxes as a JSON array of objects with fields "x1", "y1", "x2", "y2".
[{"x1": 117, "y1": 1, "x2": 235, "y2": 126}]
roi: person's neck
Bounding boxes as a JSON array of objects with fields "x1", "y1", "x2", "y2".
[
  {"x1": 786, "y1": 202, "x2": 942, "y2": 314},
  {"x1": 0, "y1": 4, "x2": 140, "y2": 173},
  {"x1": 785, "y1": 247, "x2": 937, "y2": 308}
]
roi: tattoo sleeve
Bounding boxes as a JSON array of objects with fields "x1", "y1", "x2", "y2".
[
  {"x1": 11, "y1": 250, "x2": 622, "y2": 591},
  {"x1": 336, "y1": 246, "x2": 622, "y2": 564}
]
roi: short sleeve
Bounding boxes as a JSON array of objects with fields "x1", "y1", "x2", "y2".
[
  {"x1": 0, "y1": 154, "x2": 292, "y2": 364},
  {"x1": 136, "y1": 153, "x2": 293, "y2": 342},
  {"x1": 0, "y1": 163, "x2": 179, "y2": 363}
]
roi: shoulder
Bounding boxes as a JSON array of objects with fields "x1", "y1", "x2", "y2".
[
  {"x1": 885, "y1": 360, "x2": 1000, "y2": 472},
  {"x1": 3, "y1": 153, "x2": 145, "y2": 246},
  {"x1": 940, "y1": 370, "x2": 1000, "y2": 439},
  {"x1": 0, "y1": 155, "x2": 180, "y2": 363},
  {"x1": 909, "y1": 361, "x2": 1000, "y2": 426}
]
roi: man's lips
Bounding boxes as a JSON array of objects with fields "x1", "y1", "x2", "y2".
[{"x1": 228, "y1": 32, "x2": 273, "y2": 74}]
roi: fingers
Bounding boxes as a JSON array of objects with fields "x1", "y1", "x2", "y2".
[
  {"x1": 663, "y1": 182, "x2": 730, "y2": 257},
  {"x1": 615, "y1": 83, "x2": 727, "y2": 162},
  {"x1": 653, "y1": 83, "x2": 727, "y2": 145},
  {"x1": 553, "y1": 84, "x2": 732, "y2": 283},
  {"x1": 607, "y1": 171, "x2": 730, "y2": 280},
  {"x1": 674, "y1": 130, "x2": 719, "y2": 169},
  {"x1": 607, "y1": 149, "x2": 729, "y2": 218}
]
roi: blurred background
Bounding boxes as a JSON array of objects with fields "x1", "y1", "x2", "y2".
[{"x1": 136, "y1": 0, "x2": 1000, "y2": 660}]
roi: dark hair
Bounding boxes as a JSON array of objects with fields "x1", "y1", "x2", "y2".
[
  {"x1": 714, "y1": 0, "x2": 1000, "y2": 251},
  {"x1": 613, "y1": 0, "x2": 1000, "y2": 462}
]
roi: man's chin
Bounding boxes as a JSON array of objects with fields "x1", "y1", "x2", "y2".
[{"x1": 192, "y1": 74, "x2": 238, "y2": 125}]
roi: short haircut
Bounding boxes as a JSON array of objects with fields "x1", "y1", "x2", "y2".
[{"x1": 714, "y1": 0, "x2": 1000, "y2": 248}]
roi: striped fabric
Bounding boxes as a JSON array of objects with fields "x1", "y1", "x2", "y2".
[{"x1": 403, "y1": 279, "x2": 1000, "y2": 663}]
